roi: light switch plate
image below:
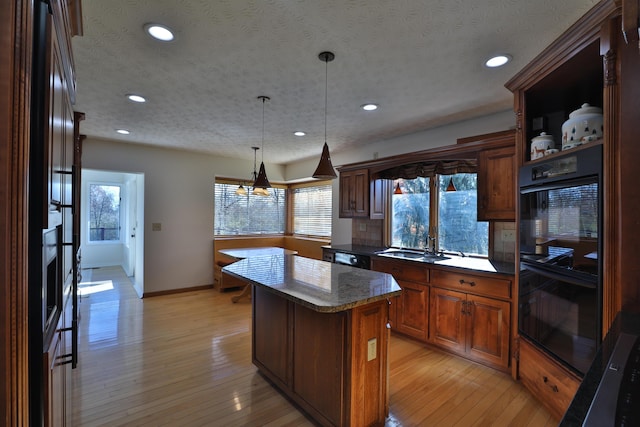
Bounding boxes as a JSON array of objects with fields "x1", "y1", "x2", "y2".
[
  {"x1": 152, "y1": 223, "x2": 162, "y2": 231},
  {"x1": 367, "y1": 338, "x2": 377, "y2": 361}
]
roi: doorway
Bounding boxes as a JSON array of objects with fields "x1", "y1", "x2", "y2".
[{"x1": 81, "y1": 169, "x2": 145, "y2": 297}]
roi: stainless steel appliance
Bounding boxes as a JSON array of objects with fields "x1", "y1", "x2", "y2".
[{"x1": 518, "y1": 144, "x2": 602, "y2": 375}]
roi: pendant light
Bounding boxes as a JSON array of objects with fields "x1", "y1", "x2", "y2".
[
  {"x1": 312, "y1": 51, "x2": 338, "y2": 179},
  {"x1": 446, "y1": 177, "x2": 457, "y2": 192},
  {"x1": 235, "y1": 183, "x2": 247, "y2": 196},
  {"x1": 394, "y1": 182, "x2": 403, "y2": 194},
  {"x1": 250, "y1": 147, "x2": 269, "y2": 196},
  {"x1": 252, "y1": 96, "x2": 271, "y2": 193}
]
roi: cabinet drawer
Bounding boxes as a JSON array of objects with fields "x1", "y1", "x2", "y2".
[
  {"x1": 371, "y1": 258, "x2": 428, "y2": 283},
  {"x1": 518, "y1": 338, "x2": 580, "y2": 420},
  {"x1": 430, "y1": 269, "x2": 511, "y2": 299}
]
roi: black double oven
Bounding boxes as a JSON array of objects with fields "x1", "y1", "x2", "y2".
[{"x1": 518, "y1": 144, "x2": 602, "y2": 375}]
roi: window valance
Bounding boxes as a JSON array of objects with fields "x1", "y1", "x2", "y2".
[{"x1": 374, "y1": 159, "x2": 477, "y2": 180}]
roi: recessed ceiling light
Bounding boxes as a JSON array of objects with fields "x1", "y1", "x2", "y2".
[
  {"x1": 116, "y1": 129, "x2": 130, "y2": 135},
  {"x1": 294, "y1": 131, "x2": 306, "y2": 137},
  {"x1": 144, "y1": 23, "x2": 175, "y2": 42},
  {"x1": 361, "y1": 103, "x2": 378, "y2": 111},
  {"x1": 126, "y1": 94, "x2": 146, "y2": 103},
  {"x1": 485, "y1": 54, "x2": 512, "y2": 68}
]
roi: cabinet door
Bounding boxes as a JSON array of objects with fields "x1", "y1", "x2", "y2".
[
  {"x1": 395, "y1": 280, "x2": 429, "y2": 341},
  {"x1": 429, "y1": 288, "x2": 465, "y2": 354},
  {"x1": 44, "y1": 329, "x2": 64, "y2": 427},
  {"x1": 477, "y1": 144, "x2": 516, "y2": 220},
  {"x1": 369, "y1": 178, "x2": 388, "y2": 219},
  {"x1": 466, "y1": 294, "x2": 510, "y2": 369},
  {"x1": 339, "y1": 169, "x2": 369, "y2": 217}
]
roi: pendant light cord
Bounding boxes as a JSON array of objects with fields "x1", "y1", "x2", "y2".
[
  {"x1": 261, "y1": 97, "x2": 265, "y2": 162},
  {"x1": 324, "y1": 57, "x2": 328, "y2": 144}
]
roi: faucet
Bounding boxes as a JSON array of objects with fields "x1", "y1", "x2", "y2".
[{"x1": 425, "y1": 234, "x2": 436, "y2": 255}]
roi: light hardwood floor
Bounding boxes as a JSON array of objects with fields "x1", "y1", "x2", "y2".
[{"x1": 71, "y1": 266, "x2": 557, "y2": 426}]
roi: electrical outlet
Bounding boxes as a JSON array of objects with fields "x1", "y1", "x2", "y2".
[
  {"x1": 501, "y1": 229, "x2": 515, "y2": 242},
  {"x1": 367, "y1": 338, "x2": 377, "y2": 361},
  {"x1": 152, "y1": 223, "x2": 162, "y2": 231},
  {"x1": 359, "y1": 223, "x2": 367, "y2": 232}
]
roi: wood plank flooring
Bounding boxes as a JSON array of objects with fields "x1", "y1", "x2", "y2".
[{"x1": 71, "y1": 266, "x2": 558, "y2": 426}]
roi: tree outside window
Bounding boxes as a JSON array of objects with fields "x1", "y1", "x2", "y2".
[
  {"x1": 89, "y1": 184, "x2": 121, "y2": 242},
  {"x1": 391, "y1": 173, "x2": 488, "y2": 256}
]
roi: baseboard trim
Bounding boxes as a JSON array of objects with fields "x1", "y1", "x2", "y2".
[{"x1": 142, "y1": 284, "x2": 214, "y2": 298}]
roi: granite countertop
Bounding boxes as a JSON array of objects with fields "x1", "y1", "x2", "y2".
[
  {"x1": 560, "y1": 312, "x2": 640, "y2": 426},
  {"x1": 222, "y1": 254, "x2": 401, "y2": 313},
  {"x1": 323, "y1": 244, "x2": 515, "y2": 276}
]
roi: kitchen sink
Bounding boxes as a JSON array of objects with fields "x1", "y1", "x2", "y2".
[{"x1": 376, "y1": 249, "x2": 450, "y2": 262}]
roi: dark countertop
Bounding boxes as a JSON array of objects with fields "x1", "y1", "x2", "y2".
[
  {"x1": 560, "y1": 311, "x2": 640, "y2": 426},
  {"x1": 222, "y1": 254, "x2": 401, "y2": 313},
  {"x1": 322, "y1": 244, "x2": 515, "y2": 276}
]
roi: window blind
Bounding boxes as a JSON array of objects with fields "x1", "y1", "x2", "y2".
[
  {"x1": 214, "y1": 183, "x2": 285, "y2": 235},
  {"x1": 292, "y1": 184, "x2": 332, "y2": 237}
]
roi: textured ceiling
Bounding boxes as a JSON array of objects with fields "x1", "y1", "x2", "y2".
[{"x1": 72, "y1": 0, "x2": 600, "y2": 165}]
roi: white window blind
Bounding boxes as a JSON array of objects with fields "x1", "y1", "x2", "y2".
[
  {"x1": 214, "y1": 183, "x2": 285, "y2": 235},
  {"x1": 292, "y1": 184, "x2": 332, "y2": 237}
]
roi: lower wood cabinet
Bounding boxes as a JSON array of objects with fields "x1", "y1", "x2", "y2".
[
  {"x1": 430, "y1": 287, "x2": 510, "y2": 370},
  {"x1": 518, "y1": 337, "x2": 580, "y2": 420},
  {"x1": 395, "y1": 280, "x2": 429, "y2": 341}
]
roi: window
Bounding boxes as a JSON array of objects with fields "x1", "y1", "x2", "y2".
[
  {"x1": 391, "y1": 173, "x2": 488, "y2": 256},
  {"x1": 89, "y1": 183, "x2": 121, "y2": 242},
  {"x1": 214, "y1": 182, "x2": 285, "y2": 235},
  {"x1": 292, "y1": 182, "x2": 332, "y2": 237},
  {"x1": 437, "y1": 174, "x2": 488, "y2": 255}
]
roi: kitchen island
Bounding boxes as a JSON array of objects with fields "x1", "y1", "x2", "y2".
[{"x1": 223, "y1": 254, "x2": 401, "y2": 427}]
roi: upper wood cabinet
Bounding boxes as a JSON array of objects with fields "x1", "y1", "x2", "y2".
[
  {"x1": 457, "y1": 129, "x2": 516, "y2": 221},
  {"x1": 477, "y1": 144, "x2": 516, "y2": 220},
  {"x1": 339, "y1": 168, "x2": 369, "y2": 218}
]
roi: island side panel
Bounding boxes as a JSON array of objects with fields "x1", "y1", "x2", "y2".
[
  {"x1": 349, "y1": 299, "x2": 390, "y2": 426},
  {"x1": 253, "y1": 286, "x2": 292, "y2": 389},
  {"x1": 293, "y1": 304, "x2": 348, "y2": 426}
]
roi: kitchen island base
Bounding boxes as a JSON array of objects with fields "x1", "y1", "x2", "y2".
[{"x1": 253, "y1": 285, "x2": 390, "y2": 427}]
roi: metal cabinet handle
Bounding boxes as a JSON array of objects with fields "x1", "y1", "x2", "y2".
[{"x1": 459, "y1": 279, "x2": 476, "y2": 287}]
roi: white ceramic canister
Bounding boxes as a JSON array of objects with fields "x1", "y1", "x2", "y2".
[
  {"x1": 561, "y1": 103, "x2": 603, "y2": 150},
  {"x1": 530, "y1": 132, "x2": 555, "y2": 160}
]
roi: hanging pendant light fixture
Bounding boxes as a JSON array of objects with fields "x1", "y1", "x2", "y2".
[
  {"x1": 252, "y1": 96, "x2": 272, "y2": 193},
  {"x1": 250, "y1": 146, "x2": 269, "y2": 196},
  {"x1": 394, "y1": 182, "x2": 403, "y2": 194},
  {"x1": 446, "y1": 177, "x2": 457, "y2": 192},
  {"x1": 312, "y1": 51, "x2": 338, "y2": 179},
  {"x1": 235, "y1": 183, "x2": 247, "y2": 196}
]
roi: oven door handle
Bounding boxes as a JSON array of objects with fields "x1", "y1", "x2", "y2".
[{"x1": 520, "y1": 261, "x2": 598, "y2": 289}]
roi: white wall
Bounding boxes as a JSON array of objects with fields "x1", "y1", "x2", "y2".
[{"x1": 82, "y1": 109, "x2": 515, "y2": 292}]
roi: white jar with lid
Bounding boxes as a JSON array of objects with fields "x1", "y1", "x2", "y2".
[
  {"x1": 530, "y1": 132, "x2": 555, "y2": 160},
  {"x1": 561, "y1": 103, "x2": 603, "y2": 150}
]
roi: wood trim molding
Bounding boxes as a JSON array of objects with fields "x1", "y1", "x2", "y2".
[{"x1": 0, "y1": 0, "x2": 33, "y2": 424}]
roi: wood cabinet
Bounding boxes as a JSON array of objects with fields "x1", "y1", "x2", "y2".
[
  {"x1": 518, "y1": 338, "x2": 580, "y2": 420},
  {"x1": 369, "y1": 178, "x2": 388, "y2": 220},
  {"x1": 429, "y1": 269, "x2": 512, "y2": 371},
  {"x1": 430, "y1": 287, "x2": 511, "y2": 370},
  {"x1": 339, "y1": 168, "x2": 369, "y2": 217},
  {"x1": 371, "y1": 258, "x2": 429, "y2": 341},
  {"x1": 477, "y1": 143, "x2": 516, "y2": 220}
]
